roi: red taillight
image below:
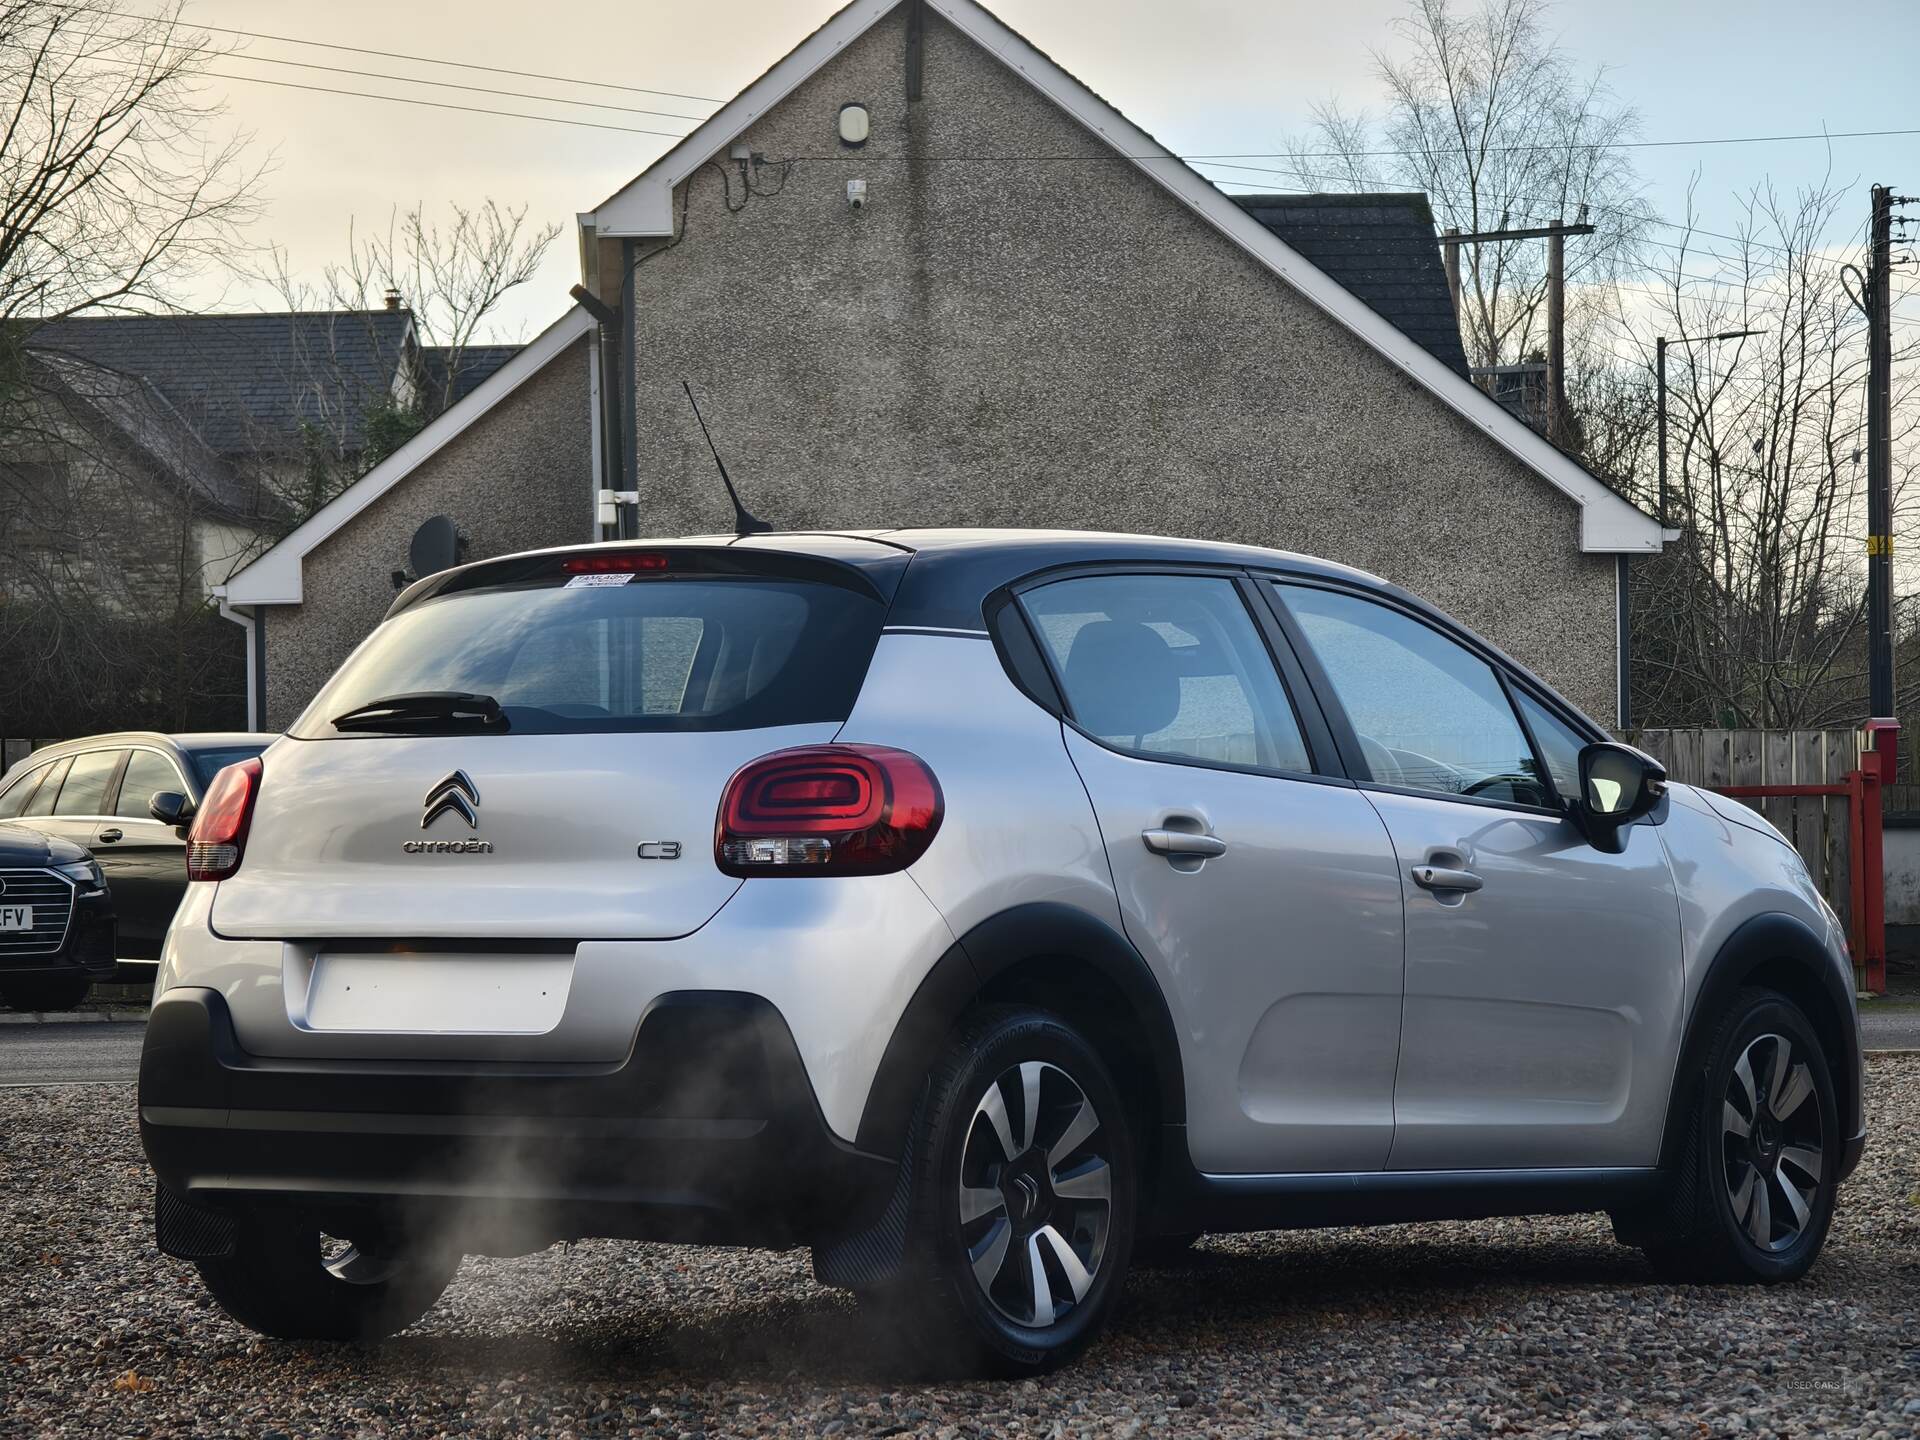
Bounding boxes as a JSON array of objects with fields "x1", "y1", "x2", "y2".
[
  {"x1": 716, "y1": 745, "x2": 943, "y2": 877},
  {"x1": 562, "y1": 552, "x2": 670, "y2": 574},
  {"x1": 185, "y1": 757, "x2": 262, "y2": 881}
]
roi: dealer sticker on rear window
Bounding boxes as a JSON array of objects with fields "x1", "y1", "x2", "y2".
[{"x1": 565, "y1": 573, "x2": 634, "y2": 588}]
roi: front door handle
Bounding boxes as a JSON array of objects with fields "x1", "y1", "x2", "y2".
[
  {"x1": 1411, "y1": 864, "x2": 1482, "y2": 894},
  {"x1": 96, "y1": 828, "x2": 124, "y2": 844},
  {"x1": 1142, "y1": 828, "x2": 1228, "y2": 859}
]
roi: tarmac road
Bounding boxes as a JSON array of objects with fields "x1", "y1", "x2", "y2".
[{"x1": 0, "y1": 1019, "x2": 148, "y2": 1085}]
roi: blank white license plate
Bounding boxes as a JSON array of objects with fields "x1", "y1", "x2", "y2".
[
  {"x1": 303, "y1": 953, "x2": 572, "y2": 1034},
  {"x1": 0, "y1": 905, "x2": 31, "y2": 931}
]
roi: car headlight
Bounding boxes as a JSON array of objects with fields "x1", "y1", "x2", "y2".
[{"x1": 56, "y1": 860, "x2": 104, "y2": 888}]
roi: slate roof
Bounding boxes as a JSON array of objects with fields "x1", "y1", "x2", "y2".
[
  {"x1": 27, "y1": 310, "x2": 415, "y2": 455},
  {"x1": 421, "y1": 344, "x2": 524, "y2": 410},
  {"x1": 1233, "y1": 194, "x2": 1469, "y2": 378},
  {"x1": 25, "y1": 350, "x2": 262, "y2": 520}
]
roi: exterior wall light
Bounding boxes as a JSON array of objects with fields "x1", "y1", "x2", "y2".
[{"x1": 839, "y1": 103, "x2": 870, "y2": 147}]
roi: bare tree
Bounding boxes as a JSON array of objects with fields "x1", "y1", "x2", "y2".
[
  {"x1": 336, "y1": 201, "x2": 560, "y2": 414},
  {"x1": 252, "y1": 199, "x2": 562, "y2": 506},
  {"x1": 1621, "y1": 176, "x2": 1920, "y2": 730},
  {"x1": 0, "y1": 0, "x2": 260, "y2": 328},
  {"x1": 1279, "y1": 0, "x2": 1652, "y2": 377},
  {"x1": 0, "y1": 1, "x2": 261, "y2": 739}
]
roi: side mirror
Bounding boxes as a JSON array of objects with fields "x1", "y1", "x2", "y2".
[
  {"x1": 1574, "y1": 742, "x2": 1665, "y2": 849},
  {"x1": 149, "y1": 791, "x2": 195, "y2": 830}
]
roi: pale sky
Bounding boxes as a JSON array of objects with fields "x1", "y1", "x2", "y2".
[{"x1": 176, "y1": 0, "x2": 1920, "y2": 342}]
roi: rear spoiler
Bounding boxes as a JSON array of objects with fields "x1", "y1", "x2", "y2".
[{"x1": 385, "y1": 543, "x2": 909, "y2": 621}]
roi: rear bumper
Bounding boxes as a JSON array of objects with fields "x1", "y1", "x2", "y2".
[{"x1": 139, "y1": 987, "x2": 896, "y2": 1249}]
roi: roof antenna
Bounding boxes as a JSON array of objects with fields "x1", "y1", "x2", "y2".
[{"x1": 682, "y1": 380, "x2": 772, "y2": 535}]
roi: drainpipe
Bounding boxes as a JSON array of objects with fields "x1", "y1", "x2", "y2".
[
  {"x1": 573, "y1": 214, "x2": 627, "y2": 541},
  {"x1": 212, "y1": 586, "x2": 263, "y2": 731}
]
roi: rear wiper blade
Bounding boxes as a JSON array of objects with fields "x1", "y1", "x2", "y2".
[{"x1": 329, "y1": 691, "x2": 509, "y2": 733}]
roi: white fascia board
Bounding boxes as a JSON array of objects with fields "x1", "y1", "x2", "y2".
[
  {"x1": 224, "y1": 306, "x2": 596, "y2": 606},
  {"x1": 586, "y1": 0, "x2": 1663, "y2": 555}
]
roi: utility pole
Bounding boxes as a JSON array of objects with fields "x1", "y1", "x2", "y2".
[
  {"x1": 1656, "y1": 336, "x2": 1667, "y2": 522},
  {"x1": 1866, "y1": 184, "x2": 1895, "y2": 721},
  {"x1": 1546, "y1": 226, "x2": 1566, "y2": 446},
  {"x1": 1439, "y1": 218, "x2": 1593, "y2": 440}
]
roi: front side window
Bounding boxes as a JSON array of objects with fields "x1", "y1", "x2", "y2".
[
  {"x1": 1279, "y1": 584, "x2": 1546, "y2": 807},
  {"x1": 1514, "y1": 690, "x2": 1587, "y2": 802},
  {"x1": 119, "y1": 751, "x2": 190, "y2": 818},
  {"x1": 1023, "y1": 574, "x2": 1312, "y2": 773}
]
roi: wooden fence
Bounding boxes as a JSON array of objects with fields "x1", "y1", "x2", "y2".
[{"x1": 1629, "y1": 727, "x2": 1860, "y2": 934}]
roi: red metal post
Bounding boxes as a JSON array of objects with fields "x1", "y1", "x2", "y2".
[
  {"x1": 1847, "y1": 768, "x2": 1869, "y2": 989},
  {"x1": 1860, "y1": 719, "x2": 1900, "y2": 995}
]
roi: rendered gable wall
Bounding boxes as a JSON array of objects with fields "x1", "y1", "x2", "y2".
[{"x1": 623, "y1": 8, "x2": 1619, "y2": 718}]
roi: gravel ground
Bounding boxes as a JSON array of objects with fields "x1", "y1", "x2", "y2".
[{"x1": 3, "y1": 1062, "x2": 1917, "y2": 1439}]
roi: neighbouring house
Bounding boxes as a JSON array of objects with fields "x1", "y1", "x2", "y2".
[
  {"x1": 217, "y1": 0, "x2": 1667, "y2": 732},
  {"x1": 0, "y1": 305, "x2": 526, "y2": 737}
]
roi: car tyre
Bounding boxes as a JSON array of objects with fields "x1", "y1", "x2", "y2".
[
  {"x1": 195, "y1": 1210, "x2": 459, "y2": 1342},
  {"x1": 879, "y1": 1005, "x2": 1136, "y2": 1377},
  {"x1": 1632, "y1": 986, "x2": 1838, "y2": 1284},
  {"x1": 0, "y1": 974, "x2": 91, "y2": 1012}
]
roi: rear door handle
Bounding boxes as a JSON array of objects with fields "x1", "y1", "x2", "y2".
[
  {"x1": 95, "y1": 828, "x2": 124, "y2": 844},
  {"x1": 1141, "y1": 829, "x2": 1228, "y2": 858},
  {"x1": 1411, "y1": 865, "x2": 1482, "y2": 893}
]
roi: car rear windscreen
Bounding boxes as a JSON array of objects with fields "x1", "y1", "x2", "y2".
[{"x1": 291, "y1": 574, "x2": 885, "y2": 738}]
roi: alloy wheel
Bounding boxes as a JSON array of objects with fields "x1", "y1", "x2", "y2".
[
  {"x1": 957, "y1": 1060, "x2": 1112, "y2": 1328},
  {"x1": 1720, "y1": 1032, "x2": 1825, "y2": 1253}
]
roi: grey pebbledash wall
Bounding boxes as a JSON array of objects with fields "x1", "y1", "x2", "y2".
[
  {"x1": 259, "y1": 338, "x2": 593, "y2": 728},
  {"x1": 622, "y1": 8, "x2": 1619, "y2": 720}
]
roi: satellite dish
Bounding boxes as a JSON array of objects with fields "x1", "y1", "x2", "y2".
[{"x1": 409, "y1": 514, "x2": 461, "y2": 578}]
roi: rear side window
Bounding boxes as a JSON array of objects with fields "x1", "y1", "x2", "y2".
[
  {"x1": 22, "y1": 757, "x2": 70, "y2": 816},
  {"x1": 0, "y1": 766, "x2": 45, "y2": 819},
  {"x1": 1023, "y1": 574, "x2": 1312, "y2": 773},
  {"x1": 55, "y1": 750, "x2": 124, "y2": 816},
  {"x1": 294, "y1": 575, "x2": 884, "y2": 737}
]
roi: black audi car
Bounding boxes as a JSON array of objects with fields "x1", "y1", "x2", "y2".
[
  {"x1": 0, "y1": 822, "x2": 116, "y2": 1011},
  {"x1": 0, "y1": 732, "x2": 272, "y2": 985}
]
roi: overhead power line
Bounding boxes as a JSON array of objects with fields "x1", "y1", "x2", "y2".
[
  {"x1": 222, "y1": 51, "x2": 711, "y2": 123},
  {"x1": 180, "y1": 68, "x2": 691, "y2": 139},
  {"x1": 88, "y1": 10, "x2": 1917, "y2": 162},
  {"x1": 1185, "y1": 127, "x2": 1920, "y2": 160},
  {"x1": 96, "y1": 7, "x2": 724, "y2": 106}
]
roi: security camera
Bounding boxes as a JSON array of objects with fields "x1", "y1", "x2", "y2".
[{"x1": 847, "y1": 178, "x2": 867, "y2": 210}]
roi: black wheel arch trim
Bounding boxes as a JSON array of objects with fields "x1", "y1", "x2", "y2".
[
  {"x1": 1657, "y1": 910, "x2": 1864, "y2": 1179},
  {"x1": 854, "y1": 901, "x2": 1188, "y2": 1163}
]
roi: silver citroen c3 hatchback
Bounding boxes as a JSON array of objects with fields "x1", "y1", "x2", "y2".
[{"x1": 140, "y1": 529, "x2": 1865, "y2": 1374}]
